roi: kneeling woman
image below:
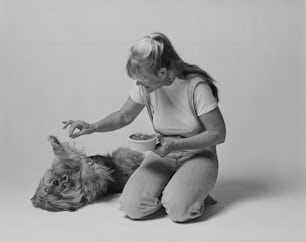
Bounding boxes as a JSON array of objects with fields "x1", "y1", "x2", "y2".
[{"x1": 63, "y1": 32, "x2": 226, "y2": 222}]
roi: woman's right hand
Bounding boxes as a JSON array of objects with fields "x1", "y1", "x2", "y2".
[{"x1": 62, "y1": 120, "x2": 94, "y2": 139}]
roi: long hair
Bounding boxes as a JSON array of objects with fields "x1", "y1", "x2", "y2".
[{"x1": 126, "y1": 32, "x2": 219, "y2": 101}]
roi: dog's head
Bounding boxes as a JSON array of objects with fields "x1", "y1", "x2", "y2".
[{"x1": 31, "y1": 136, "x2": 113, "y2": 212}]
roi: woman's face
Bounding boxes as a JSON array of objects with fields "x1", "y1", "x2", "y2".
[{"x1": 136, "y1": 67, "x2": 172, "y2": 93}]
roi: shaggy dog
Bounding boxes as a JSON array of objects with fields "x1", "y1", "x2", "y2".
[
  {"x1": 31, "y1": 136, "x2": 144, "y2": 211},
  {"x1": 32, "y1": 136, "x2": 216, "y2": 212}
]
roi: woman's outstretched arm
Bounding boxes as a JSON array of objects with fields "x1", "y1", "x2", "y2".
[{"x1": 63, "y1": 97, "x2": 144, "y2": 138}]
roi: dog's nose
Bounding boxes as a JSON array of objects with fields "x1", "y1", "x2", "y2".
[
  {"x1": 31, "y1": 196, "x2": 36, "y2": 205},
  {"x1": 31, "y1": 195, "x2": 40, "y2": 207}
]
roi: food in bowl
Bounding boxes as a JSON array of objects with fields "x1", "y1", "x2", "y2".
[
  {"x1": 128, "y1": 133, "x2": 157, "y2": 152},
  {"x1": 129, "y1": 133, "x2": 156, "y2": 141}
]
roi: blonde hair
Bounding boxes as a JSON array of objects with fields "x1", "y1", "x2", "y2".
[{"x1": 126, "y1": 32, "x2": 219, "y2": 101}]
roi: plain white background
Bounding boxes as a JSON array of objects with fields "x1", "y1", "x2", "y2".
[{"x1": 1, "y1": 0, "x2": 305, "y2": 241}]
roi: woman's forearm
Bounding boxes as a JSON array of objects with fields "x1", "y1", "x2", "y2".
[
  {"x1": 90, "y1": 110, "x2": 131, "y2": 133},
  {"x1": 171, "y1": 131, "x2": 225, "y2": 151}
]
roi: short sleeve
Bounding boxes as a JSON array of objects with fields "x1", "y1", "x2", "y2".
[
  {"x1": 194, "y1": 83, "x2": 218, "y2": 116},
  {"x1": 130, "y1": 81, "x2": 146, "y2": 104}
]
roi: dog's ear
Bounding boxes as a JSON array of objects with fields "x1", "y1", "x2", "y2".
[{"x1": 49, "y1": 136, "x2": 69, "y2": 158}]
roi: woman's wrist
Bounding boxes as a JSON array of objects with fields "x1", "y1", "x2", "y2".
[
  {"x1": 169, "y1": 138, "x2": 183, "y2": 151},
  {"x1": 88, "y1": 123, "x2": 97, "y2": 134}
]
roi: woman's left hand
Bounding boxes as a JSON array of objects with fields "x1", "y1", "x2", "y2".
[{"x1": 153, "y1": 134, "x2": 177, "y2": 157}]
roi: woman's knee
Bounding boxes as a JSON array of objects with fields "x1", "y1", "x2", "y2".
[
  {"x1": 119, "y1": 192, "x2": 161, "y2": 220},
  {"x1": 161, "y1": 194, "x2": 204, "y2": 223},
  {"x1": 160, "y1": 156, "x2": 218, "y2": 222},
  {"x1": 119, "y1": 153, "x2": 173, "y2": 219}
]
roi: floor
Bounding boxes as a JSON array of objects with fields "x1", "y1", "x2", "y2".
[{"x1": 1, "y1": 175, "x2": 305, "y2": 242}]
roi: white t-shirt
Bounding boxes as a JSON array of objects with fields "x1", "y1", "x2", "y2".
[{"x1": 130, "y1": 77, "x2": 218, "y2": 137}]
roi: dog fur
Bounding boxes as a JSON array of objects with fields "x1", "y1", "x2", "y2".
[{"x1": 31, "y1": 136, "x2": 144, "y2": 211}]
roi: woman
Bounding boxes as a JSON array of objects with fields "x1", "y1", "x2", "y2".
[{"x1": 63, "y1": 32, "x2": 226, "y2": 222}]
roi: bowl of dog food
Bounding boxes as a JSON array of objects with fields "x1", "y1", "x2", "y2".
[{"x1": 128, "y1": 133, "x2": 158, "y2": 152}]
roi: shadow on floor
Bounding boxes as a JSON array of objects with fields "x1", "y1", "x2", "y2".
[{"x1": 191, "y1": 177, "x2": 287, "y2": 223}]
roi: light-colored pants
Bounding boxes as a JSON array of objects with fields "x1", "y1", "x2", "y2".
[{"x1": 119, "y1": 150, "x2": 218, "y2": 222}]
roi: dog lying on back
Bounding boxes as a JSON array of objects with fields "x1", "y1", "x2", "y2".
[{"x1": 31, "y1": 136, "x2": 144, "y2": 211}]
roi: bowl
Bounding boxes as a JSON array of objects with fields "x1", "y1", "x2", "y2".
[{"x1": 128, "y1": 133, "x2": 157, "y2": 152}]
